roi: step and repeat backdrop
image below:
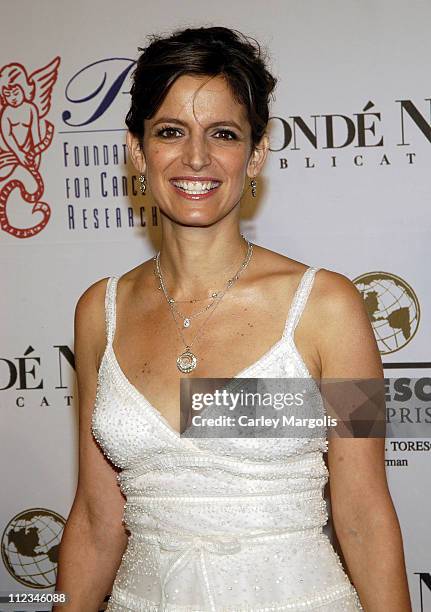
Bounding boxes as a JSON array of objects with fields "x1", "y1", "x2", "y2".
[{"x1": 1, "y1": 1, "x2": 430, "y2": 610}]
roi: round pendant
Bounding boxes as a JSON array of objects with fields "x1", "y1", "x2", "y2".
[
  {"x1": 177, "y1": 350, "x2": 197, "y2": 373},
  {"x1": 183, "y1": 318, "x2": 191, "y2": 328}
]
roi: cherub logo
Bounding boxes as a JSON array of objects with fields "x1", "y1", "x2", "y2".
[{"x1": 0, "y1": 57, "x2": 60, "y2": 238}]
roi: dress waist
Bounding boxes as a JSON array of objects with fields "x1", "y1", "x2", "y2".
[
  {"x1": 118, "y1": 450, "x2": 329, "y2": 498},
  {"x1": 130, "y1": 524, "x2": 325, "y2": 548},
  {"x1": 123, "y1": 488, "x2": 328, "y2": 538}
]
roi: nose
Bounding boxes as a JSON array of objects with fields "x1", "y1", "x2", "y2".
[{"x1": 181, "y1": 133, "x2": 211, "y2": 171}]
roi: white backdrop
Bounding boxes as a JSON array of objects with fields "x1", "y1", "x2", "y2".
[{"x1": 1, "y1": 1, "x2": 430, "y2": 610}]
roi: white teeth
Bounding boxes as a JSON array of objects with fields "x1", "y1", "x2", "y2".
[{"x1": 172, "y1": 180, "x2": 220, "y2": 194}]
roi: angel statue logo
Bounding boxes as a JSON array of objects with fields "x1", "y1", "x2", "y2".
[{"x1": 0, "y1": 56, "x2": 60, "y2": 238}]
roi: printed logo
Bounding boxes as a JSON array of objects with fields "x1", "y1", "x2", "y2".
[
  {"x1": 353, "y1": 271, "x2": 420, "y2": 354},
  {"x1": 1, "y1": 507, "x2": 65, "y2": 587},
  {"x1": 414, "y1": 572, "x2": 431, "y2": 612},
  {"x1": 0, "y1": 57, "x2": 60, "y2": 238}
]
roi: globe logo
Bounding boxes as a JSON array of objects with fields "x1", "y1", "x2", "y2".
[
  {"x1": 1, "y1": 508, "x2": 65, "y2": 588},
  {"x1": 353, "y1": 271, "x2": 420, "y2": 355}
]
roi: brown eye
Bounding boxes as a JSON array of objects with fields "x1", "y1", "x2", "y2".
[
  {"x1": 214, "y1": 129, "x2": 237, "y2": 140},
  {"x1": 156, "y1": 127, "x2": 183, "y2": 138}
]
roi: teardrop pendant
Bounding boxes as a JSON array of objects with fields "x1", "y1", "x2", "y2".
[{"x1": 183, "y1": 318, "x2": 191, "y2": 328}]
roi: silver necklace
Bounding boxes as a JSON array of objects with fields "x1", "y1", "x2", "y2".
[
  {"x1": 160, "y1": 285, "x2": 218, "y2": 328},
  {"x1": 153, "y1": 237, "x2": 253, "y2": 373},
  {"x1": 154, "y1": 234, "x2": 250, "y2": 328}
]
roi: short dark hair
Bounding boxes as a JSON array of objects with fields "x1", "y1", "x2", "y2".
[{"x1": 125, "y1": 26, "x2": 277, "y2": 149}]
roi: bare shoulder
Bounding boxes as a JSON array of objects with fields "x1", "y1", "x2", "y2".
[
  {"x1": 75, "y1": 276, "x2": 110, "y2": 312},
  {"x1": 252, "y1": 245, "x2": 352, "y2": 300},
  {"x1": 310, "y1": 267, "x2": 383, "y2": 379},
  {"x1": 303, "y1": 266, "x2": 367, "y2": 331},
  {"x1": 74, "y1": 260, "x2": 155, "y2": 366},
  {"x1": 74, "y1": 257, "x2": 153, "y2": 339},
  {"x1": 310, "y1": 267, "x2": 373, "y2": 337},
  {"x1": 260, "y1": 258, "x2": 383, "y2": 379},
  {"x1": 112, "y1": 258, "x2": 155, "y2": 299},
  {"x1": 204, "y1": 243, "x2": 366, "y2": 328},
  {"x1": 74, "y1": 276, "x2": 111, "y2": 372},
  {"x1": 312, "y1": 267, "x2": 364, "y2": 309},
  {"x1": 251, "y1": 244, "x2": 314, "y2": 282}
]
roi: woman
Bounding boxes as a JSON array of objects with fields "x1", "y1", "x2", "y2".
[{"x1": 55, "y1": 27, "x2": 412, "y2": 611}]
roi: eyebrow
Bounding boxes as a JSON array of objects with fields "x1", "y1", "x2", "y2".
[{"x1": 151, "y1": 117, "x2": 244, "y2": 131}]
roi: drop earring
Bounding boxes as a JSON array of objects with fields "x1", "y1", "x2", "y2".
[
  {"x1": 250, "y1": 178, "x2": 257, "y2": 198},
  {"x1": 139, "y1": 173, "x2": 147, "y2": 195}
]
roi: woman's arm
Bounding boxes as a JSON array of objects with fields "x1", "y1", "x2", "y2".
[
  {"x1": 316, "y1": 271, "x2": 412, "y2": 612},
  {"x1": 53, "y1": 280, "x2": 128, "y2": 612}
]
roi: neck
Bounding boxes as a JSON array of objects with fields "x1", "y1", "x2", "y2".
[{"x1": 156, "y1": 225, "x2": 250, "y2": 300}]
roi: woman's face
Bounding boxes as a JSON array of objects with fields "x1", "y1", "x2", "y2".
[
  {"x1": 128, "y1": 74, "x2": 268, "y2": 227},
  {"x1": 3, "y1": 84, "x2": 24, "y2": 107}
]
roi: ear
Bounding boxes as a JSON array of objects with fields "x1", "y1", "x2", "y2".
[
  {"x1": 246, "y1": 133, "x2": 269, "y2": 179},
  {"x1": 126, "y1": 131, "x2": 146, "y2": 174}
]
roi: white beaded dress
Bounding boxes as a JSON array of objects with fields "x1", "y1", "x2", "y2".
[{"x1": 91, "y1": 266, "x2": 364, "y2": 611}]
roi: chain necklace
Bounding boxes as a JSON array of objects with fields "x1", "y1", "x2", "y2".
[
  {"x1": 153, "y1": 236, "x2": 253, "y2": 373},
  {"x1": 154, "y1": 233, "x2": 249, "y2": 328},
  {"x1": 159, "y1": 283, "x2": 219, "y2": 328},
  {"x1": 155, "y1": 262, "x2": 234, "y2": 328}
]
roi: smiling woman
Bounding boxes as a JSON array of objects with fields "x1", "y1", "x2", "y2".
[
  {"x1": 55, "y1": 26, "x2": 412, "y2": 612},
  {"x1": 127, "y1": 71, "x2": 267, "y2": 226}
]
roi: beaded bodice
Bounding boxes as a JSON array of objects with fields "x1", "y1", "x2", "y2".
[{"x1": 91, "y1": 266, "x2": 363, "y2": 611}]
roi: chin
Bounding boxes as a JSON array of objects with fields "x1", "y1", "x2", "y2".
[
  {"x1": 175, "y1": 214, "x2": 222, "y2": 228},
  {"x1": 159, "y1": 203, "x2": 231, "y2": 227}
]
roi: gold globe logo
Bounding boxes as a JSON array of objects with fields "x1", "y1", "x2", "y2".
[
  {"x1": 353, "y1": 271, "x2": 420, "y2": 355},
  {"x1": 1, "y1": 508, "x2": 65, "y2": 588}
]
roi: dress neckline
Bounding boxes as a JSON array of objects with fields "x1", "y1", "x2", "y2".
[{"x1": 102, "y1": 265, "x2": 318, "y2": 442}]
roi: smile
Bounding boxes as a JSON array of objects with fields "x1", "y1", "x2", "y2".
[{"x1": 170, "y1": 178, "x2": 221, "y2": 199}]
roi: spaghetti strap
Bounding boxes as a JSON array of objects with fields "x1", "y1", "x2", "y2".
[
  {"x1": 104, "y1": 275, "x2": 119, "y2": 346},
  {"x1": 283, "y1": 266, "x2": 320, "y2": 338}
]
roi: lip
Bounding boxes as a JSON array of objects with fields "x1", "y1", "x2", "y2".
[
  {"x1": 170, "y1": 176, "x2": 222, "y2": 181},
  {"x1": 169, "y1": 176, "x2": 222, "y2": 201}
]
